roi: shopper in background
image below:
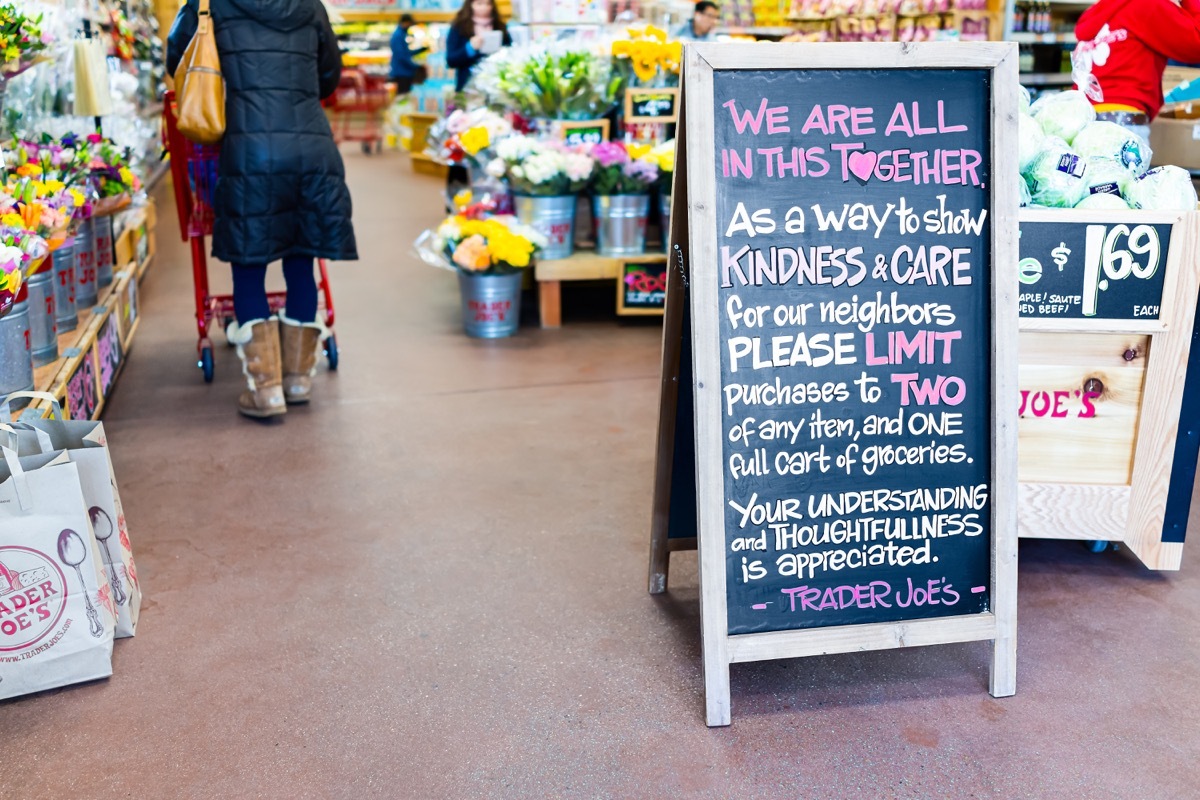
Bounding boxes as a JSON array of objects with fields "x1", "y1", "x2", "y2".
[
  {"x1": 390, "y1": 14, "x2": 425, "y2": 94},
  {"x1": 445, "y1": 0, "x2": 511, "y2": 94},
  {"x1": 1074, "y1": 0, "x2": 1200, "y2": 142},
  {"x1": 445, "y1": 0, "x2": 511, "y2": 190},
  {"x1": 168, "y1": 0, "x2": 358, "y2": 420},
  {"x1": 673, "y1": 1, "x2": 721, "y2": 42}
]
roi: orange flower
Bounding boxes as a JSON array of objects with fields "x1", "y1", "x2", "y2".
[{"x1": 452, "y1": 235, "x2": 491, "y2": 271}]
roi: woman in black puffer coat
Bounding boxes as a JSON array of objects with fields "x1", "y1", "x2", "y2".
[{"x1": 167, "y1": 0, "x2": 357, "y2": 420}]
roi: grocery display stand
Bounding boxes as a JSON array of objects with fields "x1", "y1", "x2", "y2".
[{"x1": 18, "y1": 203, "x2": 157, "y2": 422}]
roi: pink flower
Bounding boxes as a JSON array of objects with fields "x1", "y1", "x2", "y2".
[
  {"x1": 87, "y1": 133, "x2": 103, "y2": 144},
  {"x1": 591, "y1": 141, "x2": 629, "y2": 168}
]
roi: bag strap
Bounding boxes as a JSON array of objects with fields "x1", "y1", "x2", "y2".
[
  {"x1": 198, "y1": 0, "x2": 211, "y2": 34},
  {"x1": 0, "y1": 392, "x2": 64, "y2": 423},
  {"x1": 0, "y1": 445, "x2": 32, "y2": 512}
]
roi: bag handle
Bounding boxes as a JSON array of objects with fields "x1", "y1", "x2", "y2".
[
  {"x1": 0, "y1": 392, "x2": 64, "y2": 423},
  {"x1": 198, "y1": 0, "x2": 211, "y2": 33},
  {"x1": 0, "y1": 444, "x2": 32, "y2": 512}
]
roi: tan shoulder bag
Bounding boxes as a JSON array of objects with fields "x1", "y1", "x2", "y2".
[{"x1": 174, "y1": 0, "x2": 225, "y2": 144}]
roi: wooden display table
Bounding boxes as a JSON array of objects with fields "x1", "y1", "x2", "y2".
[{"x1": 535, "y1": 251, "x2": 668, "y2": 328}]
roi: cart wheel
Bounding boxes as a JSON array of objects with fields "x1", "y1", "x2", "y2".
[
  {"x1": 199, "y1": 346, "x2": 214, "y2": 383},
  {"x1": 324, "y1": 334, "x2": 339, "y2": 370},
  {"x1": 1086, "y1": 540, "x2": 1110, "y2": 554}
]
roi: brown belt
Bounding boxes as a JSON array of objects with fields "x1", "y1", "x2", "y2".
[{"x1": 1095, "y1": 110, "x2": 1151, "y2": 126}]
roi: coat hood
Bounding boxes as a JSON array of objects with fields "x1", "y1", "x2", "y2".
[
  {"x1": 223, "y1": 0, "x2": 317, "y2": 31},
  {"x1": 1076, "y1": 0, "x2": 1136, "y2": 40}
]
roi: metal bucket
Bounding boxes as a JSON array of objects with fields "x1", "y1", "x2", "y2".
[
  {"x1": 0, "y1": 296, "x2": 34, "y2": 404},
  {"x1": 53, "y1": 240, "x2": 79, "y2": 331},
  {"x1": 76, "y1": 217, "x2": 98, "y2": 310},
  {"x1": 95, "y1": 214, "x2": 115, "y2": 288},
  {"x1": 27, "y1": 271, "x2": 58, "y2": 367},
  {"x1": 457, "y1": 271, "x2": 523, "y2": 339},
  {"x1": 593, "y1": 194, "x2": 650, "y2": 256},
  {"x1": 513, "y1": 195, "x2": 576, "y2": 261},
  {"x1": 659, "y1": 191, "x2": 672, "y2": 251}
]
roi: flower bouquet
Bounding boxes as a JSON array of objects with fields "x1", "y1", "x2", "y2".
[
  {"x1": 0, "y1": 3, "x2": 50, "y2": 82},
  {"x1": 611, "y1": 27, "x2": 682, "y2": 88},
  {"x1": 81, "y1": 133, "x2": 141, "y2": 217},
  {"x1": 426, "y1": 107, "x2": 515, "y2": 168},
  {"x1": 0, "y1": 222, "x2": 47, "y2": 318},
  {"x1": 415, "y1": 209, "x2": 547, "y2": 337},
  {"x1": 645, "y1": 138, "x2": 676, "y2": 225},
  {"x1": 588, "y1": 141, "x2": 660, "y2": 256},
  {"x1": 470, "y1": 42, "x2": 623, "y2": 122},
  {"x1": 486, "y1": 137, "x2": 594, "y2": 260}
]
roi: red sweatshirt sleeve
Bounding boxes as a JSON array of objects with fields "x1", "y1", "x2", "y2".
[{"x1": 1133, "y1": 0, "x2": 1200, "y2": 63}]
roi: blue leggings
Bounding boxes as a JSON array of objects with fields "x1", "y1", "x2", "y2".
[{"x1": 231, "y1": 256, "x2": 317, "y2": 324}]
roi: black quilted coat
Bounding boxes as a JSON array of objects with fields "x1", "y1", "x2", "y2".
[{"x1": 167, "y1": 0, "x2": 357, "y2": 265}]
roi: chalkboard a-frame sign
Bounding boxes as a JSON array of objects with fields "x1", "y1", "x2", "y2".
[{"x1": 649, "y1": 42, "x2": 1021, "y2": 727}]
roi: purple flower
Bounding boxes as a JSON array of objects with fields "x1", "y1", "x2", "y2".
[
  {"x1": 591, "y1": 142, "x2": 629, "y2": 169},
  {"x1": 622, "y1": 160, "x2": 659, "y2": 184}
]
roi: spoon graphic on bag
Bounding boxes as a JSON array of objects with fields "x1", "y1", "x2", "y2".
[
  {"x1": 89, "y1": 507, "x2": 127, "y2": 606},
  {"x1": 57, "y1": 529, "x2": 104, "y2": 638}
]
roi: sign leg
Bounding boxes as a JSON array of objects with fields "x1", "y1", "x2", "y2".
[
  {"x1": 704, "y1": 656, "x2": 731, "y2": 727},
  {"x1": 989, "y1": 635, "x2": 1016, "y2": 697}
]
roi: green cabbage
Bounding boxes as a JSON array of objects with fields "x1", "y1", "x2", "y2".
[
  {"x1": 1025, "y1": 140, "x2": 1088, "y2": 208},
  {"x1": 1030, "y1": 90, "x2": 1096, "y2": 144},
  {"x1": 1019, "y1": 114, "x2": 1047, "y2": 173},
  {"x1": 1072, "y1": 121, "x2": 1153, "y2": 174},
  {"x1": 1083, "y1": 156, "x2": 1133, "y2": 200},
  {"x1": 1128, "y1": 166, "x2": 1199, "y2": 210},
  {"x1": 1075, "y1": 192, "x2": 1130, "y2": 210}
]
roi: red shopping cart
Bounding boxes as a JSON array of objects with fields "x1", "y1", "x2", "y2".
[
  {"x1": 162, "y1": 90, "x2": 339, "y2": 383},
  {"x1": 322, "y1": 69, "x2": 393, "y2": 154}
]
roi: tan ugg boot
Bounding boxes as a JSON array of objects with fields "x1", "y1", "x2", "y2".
[
  {"x1": 279, "y1": 313, "x2": 324, "y2": 405},
  {"x1": 228, "y1": 318, "x2": 286, "y2": 419}
]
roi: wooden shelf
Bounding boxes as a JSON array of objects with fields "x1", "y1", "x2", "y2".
[
  {"x1": 534, "y1": 250, "x2": 667, "y2": 328},
  {"x1": 1020, "y1": 72, "x2": 1075, "y2": 86},
  {"x1": 1009, "y1": 31, "x2": 1076, "y2": 44}
]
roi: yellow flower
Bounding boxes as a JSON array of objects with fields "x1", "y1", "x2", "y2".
[
  {"x1": 119, "y1": 167, "x2": 134, "y2": 185},
  {"x1": 1, "y1": 213, "x2": 23, "y2": 227},
  {"x1": 452, "y1": 189, "x2": 473, "y2": 210},
  {"x1": 612, "y1": 40, "x2": 632, "y2": 58},
  {"x1": 15, "y1": 164, "x2": 41, "y2": 178},
  {"x1": 645, "y1": 25, "x2": 667, "y2": 42},
  {"x1": 460, "y1": 126, "x2": 490, "y2": 156},
  {"x1": 627, "y1": 143, "x2": 652, "y2": 161},
  {"x1": 68, "y1": 189, "x2": 85, "y2": 207},
  {"x1": 45, "y1": 179, "x2": 65, "y2": 194},
  {"x1": 1, "y1": 269, "x2": 23, "y2": 295}
]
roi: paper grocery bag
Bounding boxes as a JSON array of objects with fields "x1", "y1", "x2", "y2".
[
  {"x1": 0, "y1": 446, "x2": 115, "y2": 700},
  {"x1": 2, "y1": 393, "x2": 141, "y2": 638}
]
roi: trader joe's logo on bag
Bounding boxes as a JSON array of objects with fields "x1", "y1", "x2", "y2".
[{"x1": 0, "y1": 546, "x2": 69, "y2": 653}]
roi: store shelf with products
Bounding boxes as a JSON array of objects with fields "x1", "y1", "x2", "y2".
[{"x1": 17, "y1": 202, "x2": 158, "y2": 423}]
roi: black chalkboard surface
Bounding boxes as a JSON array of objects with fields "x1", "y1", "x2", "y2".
[
  {"x1": 1018, "y1": 219, "x2": 1171, "y2": 320},
  {"x1": 648, "y1": 43, "x2": 1019, "y2": 726},
  {"x1": 710, "y1": 68, "x2": 994, "y2": 635},
  {"x1": 617, "y1": 259, "x2": 669, "y2": 313},
  {"x1": 626, "y1": 88, "x2": 680, "y2": 123}
]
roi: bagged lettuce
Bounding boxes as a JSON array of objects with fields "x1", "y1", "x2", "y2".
[
  {"x1": 1075, "y1": 192, "x2": 1130, "y2": 210},
  {"x1": 1030, "y1": 90, "x2": 1096, "y2": 144},
  {"x1": 1128, "y1": 166, "x2": 1199, "y2": 210},
  {"x1": 1019, "y1": 113, "x2": 1047, "y2": 173},
  {"x1": 1025, "y1": 139, "x2": 1089, "y2": 208},
  {"x1": 1083, "y1": 156, "x2": 1134, "y2": 200},
  {"x1": 1072, "y1": 121, "x2": 1153, "y2": 174},
  {"x1": 1019, "y1": 85, "x2": 1032, "y2": 116},
  {"x1": 1020, "y1": 178, "x2": 1032, "y2": 207}
]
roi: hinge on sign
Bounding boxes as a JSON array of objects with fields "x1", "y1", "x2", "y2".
[{"x1": 672, "y1": 243, "x2": 689, "y2": 288}]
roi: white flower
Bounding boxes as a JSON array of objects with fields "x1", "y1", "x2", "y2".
[
  {"x1": 436, "y1": 219, "x2": 462, "y2": 241},
  {"x1": 485, "y1": 158, "x2": 506, "y2": 178},
  {"x1": 0, "y1": 245, "x2": 25, "y2": 270},
  {"x1": 564, "y1": 153, "x2": 594, "y2": 182}
]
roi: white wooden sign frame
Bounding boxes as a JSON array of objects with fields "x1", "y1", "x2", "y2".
[{"x1": 679, "y1": 42, "x2": 1021, "y2": 727}]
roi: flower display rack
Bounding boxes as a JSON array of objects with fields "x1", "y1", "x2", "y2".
[{"x1": 16, "y1": 201, "x2": 156, "y2": 422}]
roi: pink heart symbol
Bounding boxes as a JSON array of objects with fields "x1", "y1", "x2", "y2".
[{"x1": 847, "y1": 151, "x2": 878, "y2": 183}]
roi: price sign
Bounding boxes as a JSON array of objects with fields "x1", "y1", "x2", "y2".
[
  {"x1": 617, "y1": 258, "x2": 669, "y2": 314},
  {"x1": 625, "y1": 88, "x2": 680, "y2": 123},
  {"x1": 558, "y1": 119, "x2": 610, "y2": 147},
  {"x1": 1018, "y1": 218, "x2": 1172, "y2": 320}
]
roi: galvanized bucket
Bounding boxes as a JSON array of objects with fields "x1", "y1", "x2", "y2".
[
  {"x1": 458, "y1": 271, "x2": 523, "y2": 338},
  {"x1": 659, "y1": 191, "x2": 672, "y2": 251},
  {"x1": 0, "y1": 297, "x2": 34, "y2": 404},
  {"x1": 593, "y1": 194, "x2": 650, "y2": 256},
  {"x1": 95, "y1": 214, "x2": 115, "y2": 288},
  {"x1": 513, "y1": 194, "x2": 576, "y2": 261},
  {"x1": 76, "y1": 217, "x2": 98, "y2": 310},
  {"x1": 27, "y1": 271, "x2": 58, "y2": 367},
  {"x1": 53, "y1": 240, "x2": 79, "y2": 331}
]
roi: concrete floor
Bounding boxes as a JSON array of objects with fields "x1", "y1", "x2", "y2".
[{"x1": 6, "y1": 149, "x2": 1200, "y2": 798}]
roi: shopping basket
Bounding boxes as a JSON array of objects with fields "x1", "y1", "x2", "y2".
[
  {"x1": 322, "y1": 69, "x2": 393, "y2": 154},
  {"x1": 162, "y1": 90, "x2": 339, "y2": 383}
]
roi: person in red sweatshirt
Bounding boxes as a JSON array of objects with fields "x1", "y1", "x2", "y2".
[{"x1": 1074, "y1": 0, "x2": 1200, "y2": 141}]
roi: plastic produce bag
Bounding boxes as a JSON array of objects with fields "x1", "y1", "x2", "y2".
[
  {"x1": 1128, "y1": 166, "x2": 1200, "y2": 211},
  {"x1": 1019, "y1": 85, "x2": 1032, "y2": 116},
  {"x1": 1019, "y1": 114, "x2": 1047, "y2": 173},
  {"x1": 1075, "y1": 192, "x2": 1130, "y2": 210},
  {"x1": 1026, "y1": 142, "x2": 1089, "y2": 208},
  {"x1": 1030, "y1": 90, "x2": 1096, "y2": 144},
  {"x1": 1083, "y1": 156, "x2": 1134, "y2": 200},
  {"x1": 1072, "y1": 121, "x2": 1152, "y2": 174},
  {"x1": 1020, "y1": 178, "x2": 1032, "y2": 207}
]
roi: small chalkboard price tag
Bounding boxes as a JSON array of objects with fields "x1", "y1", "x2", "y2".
[
  {"x1": 649, "y1": 42, "x2": 1021, "y2": 727},
  {"x1": 617, "y1": 257, "x2": 669, "y2": 315},
  {"x1": 1018, "y1": 212, "x2": 1180, "y2": 321},
  {"x1": 625, "y1": 87, "x2": 680, "y2": 123},
  {"x1": 557, "y1": 119, "x2": 611, "y2": 147}
]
